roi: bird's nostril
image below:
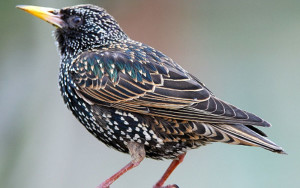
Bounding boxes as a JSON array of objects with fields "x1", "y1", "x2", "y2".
[{"x1": 50, "y1": 10, "x2": 58, "y2": 15}]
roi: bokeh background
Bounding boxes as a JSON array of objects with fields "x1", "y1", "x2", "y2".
[{"x1": 1, "y1": 0, "x2": 299, "y2": 187}]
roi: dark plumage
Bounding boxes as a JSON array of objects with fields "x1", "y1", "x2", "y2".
[{"x1": 17, "y1": 4, "x2": 285, "y2": 188}]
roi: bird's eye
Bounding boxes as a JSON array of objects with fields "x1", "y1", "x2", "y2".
[
  {"x1": 72, "y1": 16, "x2": 82, "y2": 24},
  {"x1": 68, "y1": 16, "x2": 83, "y2": 27}
]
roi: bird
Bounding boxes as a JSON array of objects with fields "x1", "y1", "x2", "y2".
[{"x1": 17, "y1": 4, "x2": 285, "y2": 188}]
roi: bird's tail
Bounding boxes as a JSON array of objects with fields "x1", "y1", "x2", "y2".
[{"x1": 209, "y1": 124, "x2": 286, "y2": 154}]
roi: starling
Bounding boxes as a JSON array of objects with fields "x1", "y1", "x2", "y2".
[{"x1": 17, "y1": 4, "x2": 285, "y2": 188}]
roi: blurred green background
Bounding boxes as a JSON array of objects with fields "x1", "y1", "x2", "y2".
[{"x1": 1, "y1": 0, "x2": 299, "y2": 187}]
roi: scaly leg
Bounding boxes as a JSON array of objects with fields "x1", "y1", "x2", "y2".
[
  {"x1": 97, "y1": 142, "x2": 145, "y2": 188},
  {"x1": 153, "y1": 153, "x2": 186, "y2": 188}
]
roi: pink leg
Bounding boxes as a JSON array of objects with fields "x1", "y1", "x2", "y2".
[
  {"x1": 97, "y1": 142, "x2": 145, "y2": 188},
  {"x1": 97, "y1": 160, "x2": 142, "y2": 188},
  {"x1": 153, "y1": 153, "x2": 186, "y2": 188}
]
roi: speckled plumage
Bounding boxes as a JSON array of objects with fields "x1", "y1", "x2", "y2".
[{"x1": 18, "y1": 4, "x2": 285, "y2": 188}]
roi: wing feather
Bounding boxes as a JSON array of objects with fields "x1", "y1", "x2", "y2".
[{"x1": 70, "y1": 41, "x2": 270, "y2": 127}]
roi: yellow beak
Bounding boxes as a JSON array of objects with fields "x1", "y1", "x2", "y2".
[{"x1": 16, "y1": 5, "x2": 64, "y2": 28}]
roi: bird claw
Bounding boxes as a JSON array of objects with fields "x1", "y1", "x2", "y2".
[{"x1": 153, "y1": 184, "x2": 179, "y2": 188}]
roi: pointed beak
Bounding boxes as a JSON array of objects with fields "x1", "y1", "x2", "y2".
[{"x1": 16, "y1": 5, "x2": 65, "y2": 28}]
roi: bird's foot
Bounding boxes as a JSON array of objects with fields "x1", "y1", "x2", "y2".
[{"x1": 153, "y1": 184, "x2": 179, "y2": 188}]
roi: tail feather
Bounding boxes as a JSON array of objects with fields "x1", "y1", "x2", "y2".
[{"x1": 210, "y1": 124, "x2": 286, "y2": 154}]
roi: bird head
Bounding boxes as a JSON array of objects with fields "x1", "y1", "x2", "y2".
[{"x1": 17, "y1": 4, "x2": 128, "y2": 56}]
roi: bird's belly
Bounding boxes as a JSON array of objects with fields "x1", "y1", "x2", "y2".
[
  {"x1": 71, "y1": 101, "x2": 203, "y2": 159},
  {"x1": 90, "y1": 106, "x2": 208, "y2": 159}
]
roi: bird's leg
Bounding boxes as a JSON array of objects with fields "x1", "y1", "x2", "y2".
[
  {"x1": 153, "y1": 153, "x2": 186, "y2": 188},
  {"x1": 97, "y1": 142, "x2": 145, "y2": 188}
]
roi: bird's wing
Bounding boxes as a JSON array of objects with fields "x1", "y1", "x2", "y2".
[{"x1": 69, "y1": 43, "x2": 270, "y2": 127}]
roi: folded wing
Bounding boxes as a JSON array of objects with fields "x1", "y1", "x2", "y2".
[{"x1": 69, "y1": 42, "x2": 270, "y2": 128}]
